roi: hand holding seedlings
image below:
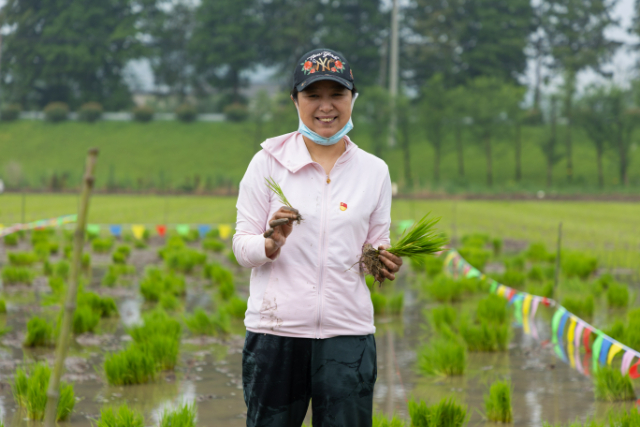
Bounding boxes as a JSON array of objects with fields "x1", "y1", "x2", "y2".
[
  {"x1": 359, "y1": 214, "x2": 447, "y2": 285},
  {"x1": 264, "y1": 207, "x2": 299, "y2": 257},
  {"x1": 265, "y1": 177, "x2": 303, "y2": 223},
  {"x1": 375, "y1": 245, "x2": 403, "y2": 284}
]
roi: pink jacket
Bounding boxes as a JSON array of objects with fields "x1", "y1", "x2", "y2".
[{"x1": 232, "y1": 132, "x2": 391, "y2": 338}]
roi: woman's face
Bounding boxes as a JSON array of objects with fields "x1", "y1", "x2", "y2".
[{"x1": 294, "y1": 80, "x2": 353, "y2": 138}]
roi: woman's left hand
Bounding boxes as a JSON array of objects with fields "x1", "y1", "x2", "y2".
[{"x1": 376, "y1": 245, "x2": 403, "y2": 283}]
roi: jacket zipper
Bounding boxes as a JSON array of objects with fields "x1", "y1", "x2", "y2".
[{"x1": 315, "y1": 172, "x2": 331, "y2": 339}]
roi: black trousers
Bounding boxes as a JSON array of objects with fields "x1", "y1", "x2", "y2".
[{"x1": 242, "y1": 331, "x2": 377, "y2": 427}]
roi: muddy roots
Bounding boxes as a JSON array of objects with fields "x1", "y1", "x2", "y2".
[{"x1": 359, "y1": 243, "x2": 385, "y2": 280}]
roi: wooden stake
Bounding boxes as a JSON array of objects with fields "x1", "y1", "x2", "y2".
[
  {"x1": 553, "y1": 222, "x2": 562, "y2": 298},
  {"x1": 43, "y1": 148, "x2": 98, "y2": 427}
]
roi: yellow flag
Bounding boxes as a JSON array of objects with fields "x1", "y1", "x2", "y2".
[
  {"x1": 523, "y1": 294, "x2": 533, "y2": 316},
  {"x1": 567, "y1": 317, "x2": 577, "y2": 344},
  {"x1": 497, "y1": 285, "x2": 506, "y2": 297},
  {"x1": 607, "y1": 343, "x2": 623, "y2": 366},
  {"x1": 443, "y1": 251, "x2": 456, "y2": 267},
  {"x1": 218, "y1": 224, "x2": 233, "y2": 240},
  {"x1": 132, "y1": 224, "x2": 145, "y2": 240}
]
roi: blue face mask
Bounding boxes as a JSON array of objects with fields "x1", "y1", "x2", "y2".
[{"x1": 296, "y1": 93, "x2": 358, "y2": 146}]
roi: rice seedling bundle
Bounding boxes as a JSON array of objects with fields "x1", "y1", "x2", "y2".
[
  {"x1": 11, "y1": 362, "x2": 75, "y2": 421},
  {"x1": 606, "y1": 283, "x2": 629, "y2": 309},
  {"x1": 525, "y1": 242, "x2": 554, "y2": 263},
  {"x1": 163, "y1": 247, "x2": 207, "y2": 274},
  {"x1": 476, "y1": 294, "x2": 508, "y2": 325},
  {"x1": 526, "y1": 282, "x2": 554, "y2": 299},
  {"x1": 593, "y1": 365, "x2": 636, "y2": 402},
  {"x1": 112, "y1": 250, "x2": 127, "y2": 264},
  {"x1": 459, "y1": 320, "x2": 509, "y2": 352},
  {"x1": 140, "y1": 268, "x2": 186, "y2": 302},
  {"x1": 92, "y1": 237, "x2": 114, "y2": 254},
  {"x1": 430, "y1": 306, "x2": 457, "y2": 332},
  {"x1": 408, "y1": 397, "x2": 467, "y2": 427},
  {"x1": 129, "y1": 310, "x2": 182, "y2": 343},
  {"x1": 104, "y1": 345, "x2": 156, "y2": 386},
  {"x1": 264, "y1": 177, "x2": 303, "y2": 227},
  {"x1": 54, "y1": 260, "x2": 70, "y2": 279},
  {"x1": 204, "y1": 263, "x2": 234, "y2": 287},
  {"x1": 424, "y1": 275, "x2": 464, "y2": 303},
  {"x1": 72, "y1": 304, "x2": 101, "y2": 334},
  {"x1": 499, "y1": 269, "x2": 526, "y2": 289},
  {"x1": 484, "y1": 379, "x2": 512, "y2": 423},
  {"x1": 603, "y1": 320, "x2": 626, "y2": 342},
  {"x1": 461, "y1": 233, "x2": 490, "y2": 248},
  {"x1": 160, "y1": 402, "x2": 197, "y2": 427},
  {"x1": 138, "y1": 335, "x2": 180, "y2": 371},
  {"x1": 78, "y1": 291, "x2": 118, "y2": 317},
  {"x1": 184, "y1": 308, "x2": 230, "y2": 336},
  {"x1": 160, "y1": 293, "x2": 181, "y2": 311},
  {"x1": 4, "y1": 233, "x2": 19, "y2": 246},
  {"x1": 1, "y1": 266, "x2": 35, "y2": 285},
  {"x1": 562, "y1": 252, "x2": 598, "y2": 280},
  {"x1": 608, "y1": 405, "x2": 640, "y2": 427},
  {"x1": 96, "y1": 405, "x2": 145, "y2": 427},
  {"x1": 203, "y1": 238, "x2": 226, "y2": 253},
  {"x1": 527, "y1": 266, "x2": 545, "y2": 282},
  {"x1": 23, "y1": 316, "x2": 54, "y2": 347},
  {"x1": 372, "y1": 412, "x2": 407, "y2": 427},
  {"x1": 418, "y1": 337, "x2": 466, "y2": 376},
  {"x1": 8, "y1": 252, "x2": 39, "y2": 266},
  {"x1": 219, "y1": 279, "x2": 236, "y2": 301},
  {"x1": 223, "y1": 296, "x2": 248, "y2": 319}
]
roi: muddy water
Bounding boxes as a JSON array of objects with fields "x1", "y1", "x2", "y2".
[{"x1": 0, "y1": 245, "x2": 637, "y2": 426}]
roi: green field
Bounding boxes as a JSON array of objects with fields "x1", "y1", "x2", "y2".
[
  {"x1": 1, "y1": 120, "x2": 638, "y2": 193},
  {"x1": 1, "y1": 194, "x2": 638, "y2": 273}
]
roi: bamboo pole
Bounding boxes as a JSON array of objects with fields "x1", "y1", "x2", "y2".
[
  {"x1": 553, "y1": 222, "x2": 562, "y2": 298},
  {"x1": 44, "y1": 148, "x2": 99, "y2": 427}
]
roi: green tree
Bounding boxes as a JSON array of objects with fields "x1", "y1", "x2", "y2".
[
  {"x1": 261, "y1": 1, "x2": 387, "y2": 87},
  {"x1": 190, "y1": 0, "x2": 262, "y2": 104},
  {"x1": 420, "y1": 74, "x2": 447, "y2": 183},
  {"x1": 539, "y1": 0, "x2": 621, "y2": 183},
  {"x1": 1, "y1": 0, "x2": 141, "y2": 109},
  {"x1": 140, "y1": 0, "x2": 196, "y2": 102},
  {"x1": 465, "y1": 77, "x2": 525, "y2": 186},
  {"x1": 357, "y1": 86, "x2": 390, "y2": 159},
  {"x1": 404, "y1": 0, "x2": 534, "y2": 88},
  {"x1": 538, "y1": 95, "x2": 564, "y2": 187}
]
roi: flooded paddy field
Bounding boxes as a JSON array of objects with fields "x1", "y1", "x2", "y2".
[{"x1": 0, "y1": 229, "x2": 638, "y2": 426}]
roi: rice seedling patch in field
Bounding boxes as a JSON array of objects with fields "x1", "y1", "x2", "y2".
[
  {"x1": 159, "y1": 402, "x2": 197, "y2": 427},
  {"x1": 95, "y1": 405, "x2": 145, "y2": 427},
  {"x1": 484, "y1": 379, "x2": 512, "y2": 423},
  {"x1": 12, "y1": 362, "x2": 75, "y2": 421},
  {"x1": 593, "y1": 366, "x2": 636, "y2": 402},
  {"x1": 408, "y1": 397, "x2": 468, "y2": 427},
  {"x1": 417, "y1": 337, "x2": 467, "y2": 376}
]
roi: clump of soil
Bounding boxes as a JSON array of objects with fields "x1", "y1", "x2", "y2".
[{"x1": 359, "y1": 243, "x2": 385, "y2": 280}]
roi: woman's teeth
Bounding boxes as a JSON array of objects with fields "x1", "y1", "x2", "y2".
[{"x1": 318, "y1": 118, "x2": 335, "y2": 123}]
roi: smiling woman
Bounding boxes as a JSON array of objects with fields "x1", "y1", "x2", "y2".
[{"x1": 232, "y1": 48, "x2": 399, "y2": 427}]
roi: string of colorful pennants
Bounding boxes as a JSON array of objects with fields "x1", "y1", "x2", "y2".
[
  {"x1": 444, "y1": 249, "x2": 640, "y2": 380},
  {"x1": 86, "y1": 223, "x2": 235, "y2": 240},
  {"x1": 0, "y1": 214, "x2": 77, "y2": 237}
]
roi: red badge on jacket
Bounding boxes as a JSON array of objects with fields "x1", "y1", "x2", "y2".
[{"x1": 340, "y1": 202, "x2": 347, "y2": 211}]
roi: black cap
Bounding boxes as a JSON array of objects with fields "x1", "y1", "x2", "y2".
[{"x1": 294, "y1": 49, "x2": 354, "y2": 92}]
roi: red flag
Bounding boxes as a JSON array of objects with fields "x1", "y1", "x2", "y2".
[
  {"x1": 629, "y1": 360, "x2": 640, "y2": 379},
  {"x1": 583, "y1": 328, "x2": 592, "y2": 355},
  {"x1": 542, "y1": 297, "x2": 550, "y2": 306},
  {"x1": 507, "y1": 289, "x2": 517, "y2": 301},
  {"x1": 156, "y1": 225, "x2": 167, "y2": 237}
]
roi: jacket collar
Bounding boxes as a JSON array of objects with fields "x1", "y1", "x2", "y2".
[{"x1": 261, "y1": 131, "x2": 358, "y2": 174}]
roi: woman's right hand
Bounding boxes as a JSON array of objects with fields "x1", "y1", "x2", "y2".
[{"x1": 264, "y1": 207, "x2": 299, "y2": 258}]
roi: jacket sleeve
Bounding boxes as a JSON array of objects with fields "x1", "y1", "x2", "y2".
[
  {"x1": 365, "y1": 167, "x2": 392, "y2": 249},
  {"x1": 232, "y1": 151, "x2": 280, "y2": 268}
]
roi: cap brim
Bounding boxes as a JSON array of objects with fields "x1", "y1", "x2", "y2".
[{"x1": 296, "y1": 74, "x2": 353, "y2": 92}]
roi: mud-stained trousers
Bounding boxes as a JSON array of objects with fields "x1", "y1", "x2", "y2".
[{"x1": 242, "y1": 331, "x2": 377, "y2": 427}]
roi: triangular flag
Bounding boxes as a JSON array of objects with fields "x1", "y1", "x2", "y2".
[
  {"x1": 218, "y1": 224, "x2": 233, "y2": 240},
  {"x1": 553, "y1": 343, "x2": 567, "y2": 362},
  {"x1": 132, "y1": 224, "x2": 145, "y2": 240},
  {"x1": 513, "y1": 296, "x2": 523, "y2": 324},
  {"x1": 197, "y1": 224, "x2": 211, "y2": 238},
  {"x1": 87, "y1": 224, "x2": 101, "y2": 235},
  {"x1": 530, "y1": 297, "x2": 541, "y2": 320},
  {"x1": 583, "y1": 328, "x2": 593, "y2": 354},
  {"x1": 156, "y1": 225, "x2": 167, "y2": 237},
  {"x1": 443, "y1": 251, "x2": 456, "y2": 268},
  {"x1": 558, "y1": 311, "x2": 569, "y2": 342},
  {"x1": 629, "y1": 359, "x2": 640, "y2": 379},
  {"x1": 551, "y1": 309, "x2": 565, "y2": 344},
  {"x1": 621, "y1": 351, "x2": 635, "y2": 376},
  {"x1": 607, "y1": 343, "x2": 623, "y2": 366},
  {"x1": 599, "y1": 339, "x2": 612, "y2": 366},
  {"x1": 489, "y1": 281, "x2": 498, "y2": 293},
  {"x1": 567, "y1": 317, "x2": 577, "y2": 346},
  {"x1": 568, "y1": 340, "x2": 576, "y2": 369},
  {"x1": 497, "y1": 285, "x2": 506, "y2": 297},
  {"x1": 176, "y1": 224, "x2": 190, "y2": 236},
  {"x1": 592, "y1": 335, "x2": 604, "y2": 372},
  {"x1": 109, "y1": 225, "x2": 122, "y2": 237},
  {"x1": 507, "y1": 288, "x2": 517, "y2": 302},
  {"x1": 574, "y1": 322, "x2": 585, "y2": 348}
]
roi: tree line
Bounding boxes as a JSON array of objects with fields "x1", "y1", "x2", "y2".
[{"x1": 1, "y1": 0, "x2": 639, "y2": 188}]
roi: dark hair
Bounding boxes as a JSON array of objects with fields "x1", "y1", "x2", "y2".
[{"x1": 291, "y1": 85, "x2": 358, "y2": 101}]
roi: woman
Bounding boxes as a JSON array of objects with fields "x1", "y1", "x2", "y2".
[{"x1": 233, "y1": 48, "x2": 403, "y2": 427}]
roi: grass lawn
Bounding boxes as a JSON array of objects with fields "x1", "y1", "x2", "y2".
[
  {"x1": 1, "y1": 193, "x2": 638, "y2": 272},
  {"x1": 1, "y1": 120, "x2": 639, "y2": 192}
]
